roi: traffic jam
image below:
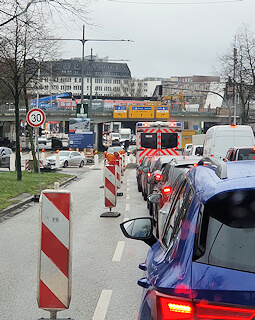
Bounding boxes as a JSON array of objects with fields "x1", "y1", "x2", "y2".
[
  {"x1": 119, "y1": 121, "x2": 255, "y2": 320},
  {"x1": 2, "y1": 120, "x2": 255, "y2": 320}
]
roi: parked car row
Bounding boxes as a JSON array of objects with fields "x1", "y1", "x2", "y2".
[{"x1": 121, "y1": 126, "x2": 255, "y2": 319}]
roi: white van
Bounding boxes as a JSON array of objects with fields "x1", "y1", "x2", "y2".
[{"x1": 203, "y1": 125, "x2": 255, "y2": 160}]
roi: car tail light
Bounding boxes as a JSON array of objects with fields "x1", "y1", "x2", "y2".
[
  {"x1": 253, "y1": 147, "x2": 255, "y2": 151},
  {"x1": 162, "y1": 186, "x2": 171, "y2": 194},
  {"x1": 147, "y1": 172, "x2": 151, "y2": 178},
  {"x1": 140, "y1": 170, "x2": 143, "y2": 174},
  {"x1": 152, "y1": 290, "x2": 255, "y2": 320},
  {"x1": 230, "y1": 124, "x2": 237, "y2": 127},
  {"x1": 193, "y1": 163, "x2": 197, "y2": 167},
  {"x1": 155, "y1": 173, "x2": 162, "y2": 181},
  {"x1": 160, "y1": 297, "x2": 193, "y2": 319}
]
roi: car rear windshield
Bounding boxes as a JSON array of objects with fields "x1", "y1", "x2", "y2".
[
  {"x1": 161, "y1": 133, "x2": 178, "y2": 148},
  {"x1": 195, "y1": 189, "x2": 255, "y2": 273},
  {"x1": 141, "y1": 133, "x2": 157, "y2": 149},
  {"x1": 237, "y1": 149, "x2": 255, "y2": 160}
]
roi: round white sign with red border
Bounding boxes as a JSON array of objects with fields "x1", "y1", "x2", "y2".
[{"x1": 26, "y1": 108, "x2": 46, "y2": 127}]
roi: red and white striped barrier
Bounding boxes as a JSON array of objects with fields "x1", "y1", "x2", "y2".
[
  {"x1": 115, "y1": 159, "x2": 121, "y2": 189},
  {"x1": 25, "y1": 159, "x2": 43, "y2": 170},
  {"x1": 37, "y1": 190, "x2": 73, "y2": 312},
  {"x1": 104, "y1": 165, "x2": 117, "y2": 208}
]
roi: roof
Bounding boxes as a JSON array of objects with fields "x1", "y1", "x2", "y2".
[{"x1": 188, "y1": 161, "x2": 255, "y2": 204}]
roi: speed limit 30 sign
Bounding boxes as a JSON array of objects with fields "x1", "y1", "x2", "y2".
[{"x1": 26, "y1": 108, "x2": 46, "y2": 127}]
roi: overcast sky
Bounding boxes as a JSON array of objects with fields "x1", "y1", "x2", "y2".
[{"x1": 56, "y1": 0, "x2": 255, "y2": 79}]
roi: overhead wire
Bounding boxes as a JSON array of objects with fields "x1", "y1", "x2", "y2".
[{"x1": 108, "y1": 0, "x2": 244, "y2": 4}]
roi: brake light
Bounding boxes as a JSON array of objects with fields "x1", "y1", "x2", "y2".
[
  {"x1": 155, "y1": 173, "x2": 162, "y2": 181},
  {"x1": 147, "y1": 172, "x2": 151, "y2": 178},
  {"x1": 160, "y1": 297, "x2": 193, "y2": 319},
  {"x1": 154, "y1": 290, "x2": 255, "y2": 320},
  {"x1": 196, "y1": 302, "x2": 255, "y2": 320},
  {"x1": 193, "y1": 163, "x2": 197, "y2": 167},
  {"x1": 144, "y1": 122, "x2": 149, "y2": 127},
  {"x1": 230, "y1": 124, "x2": 237, "y2": 127},
  {"x1": 211, "y1": 155, "x2": 214, "y2": 157},
  {"x1": 140, "y1": 170, "x2": 143, "y2": 174},
  {"x1": 253, "y1": 147, "x2": 255, "y2": 151},
  {"x1": 162, "y1": 186, "x2": 171, "y2": 194}
]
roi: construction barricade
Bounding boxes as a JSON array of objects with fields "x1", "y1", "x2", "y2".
[{"x1": 37, "y1": 184, "x2": 73, "y2": 320}]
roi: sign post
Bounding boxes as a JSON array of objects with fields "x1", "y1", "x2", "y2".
[{"x1": 26, "y1": 108, "x2": 46, "y2": 195}]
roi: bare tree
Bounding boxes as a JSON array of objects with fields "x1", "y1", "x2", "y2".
[
  {"x1": 0, "y1": 0, "x2": 94, "y2": 28},
  {"x1": 0, "y1": 4, "x2": 58, "y2": 180},
  {"x1": 219, "y1": 25, "x2": 255, "y2": 124}
]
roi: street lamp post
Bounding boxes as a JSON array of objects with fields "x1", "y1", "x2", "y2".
[{"x1": 50, "y1": 25, "x2": 133, "y2": 118}]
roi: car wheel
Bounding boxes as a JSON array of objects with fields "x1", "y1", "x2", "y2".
[
  {"x1": 143, "y1": 191, "x2": 147, "y2": 201},
  {"x1": 79, "y1": 160, "x2": 84, "y2": 167},
  {"x1": 138, "y1": 182, "x2": 142, "y2": 192},
  {"x1": 63, "y1": 161, "x2": 68, "y2": 168}
]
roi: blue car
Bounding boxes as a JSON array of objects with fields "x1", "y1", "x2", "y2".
[{"x1": 120, "y1": 158, "x2": 255, "y2": 320}]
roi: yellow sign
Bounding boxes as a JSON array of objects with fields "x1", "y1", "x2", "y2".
[
  {"x1": 129, "y1": 105, "x2": 154, "y2": 118},
  {"x1": 156, "y1": 105, "x2": 169, "y2": 118},
  {"x1": 113, "y1": 105, "x2": 127, "y2": 118}
]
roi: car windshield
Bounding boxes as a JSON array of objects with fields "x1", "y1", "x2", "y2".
[
  {"x1": 58, "y1": 151, "x2": 70, "y2": 156},
  {"x1": 195, "y1": 189, "x2": 255, "y2": 273},
  {"x1": 107, "y1": 147, "x2": 123, "y2": 154},
  {"x1": 237, "y1": 149, "x2": 255, "y2": 160}
]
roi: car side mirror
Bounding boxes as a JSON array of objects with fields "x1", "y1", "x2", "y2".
[
  {"x1": 143, "y1": 167, "x2": 149, "y2": 174},
  {"x1": 147, "y1": 193, "x2": 162, "y2": 204},
  {"x1": 120, "y1": 217, "x2": 157, "y2": 247}
]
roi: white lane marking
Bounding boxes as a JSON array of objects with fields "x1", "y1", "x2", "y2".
[
  {"x1": 127, "y1": 187, "x2": 130, "y2": 192},
  {"x1": 127, "y1": 182, "x2": 130, "y2": 187},
  {"x1": 126, "y1": 194, "x2": 130, "y2": 200},
  {"x1": 112, "y1": 241, "x2": 125, "y2": 262},
  {"x1": 125, "y1": 203, "x2": 130, "y2": 211},
  {"x1": 92, "y1": 290, "x2": 112, "y2": 320}
]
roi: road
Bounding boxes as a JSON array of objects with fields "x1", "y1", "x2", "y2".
[{"x1": 0, "y1": 157, "x2": 149, "y2": 320}]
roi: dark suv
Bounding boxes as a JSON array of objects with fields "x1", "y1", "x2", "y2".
[{"x1": 120, "y1": 158, "x2": 255, "y2": 320}]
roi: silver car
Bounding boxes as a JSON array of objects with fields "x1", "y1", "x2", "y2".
[
  {"x1": 0, "y1": 147, "x2": 12, "y2": 169},
  {"x1": 46, "y1": 150, "x2": 87, "y2": 168}
]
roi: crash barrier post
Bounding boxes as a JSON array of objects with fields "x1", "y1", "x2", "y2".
[
  {"x1": 92, "y1": 150, "x2": 100, "y2": 170},
  {"x1": 100, "y1": 164, "x2": 120, "y2": 217},
  {"x1": 41, "y1": 149, "x2": 45, "y2": 166},
  {"x1": 56, "y1": 150, "x2": 60, "y2": 168},
  {"x1": 37, "y1": 184, "x2": 73, "y2": 320},
  {"x1": 9, "y1": 153, "x2": 15, "y2": 171}
]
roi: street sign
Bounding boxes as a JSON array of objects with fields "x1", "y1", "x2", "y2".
[
  {"x1": 113, "y1": 105, "x2": 127, "y2": 118},
  {"x1": 26, "y1": 108, "x2": 46, "y2": 127},
  {"x1": 129, "y1": 105, "x2": 154, "y2": 118},
  {"x1": 156, "y1": 105, "x2": 169, "y2": 118}
]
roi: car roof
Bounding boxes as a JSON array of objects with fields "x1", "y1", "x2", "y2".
[
  {"x1": 188, "y1": 160, "x2": 255, "y2": 204},
  {"x1": 228, "y1": 146, "x2": 255, "y2": 150}
]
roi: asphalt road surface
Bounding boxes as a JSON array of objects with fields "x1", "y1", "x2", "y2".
[{"x1": 0, "y1": 159, "x2": 149, "y2": 320}]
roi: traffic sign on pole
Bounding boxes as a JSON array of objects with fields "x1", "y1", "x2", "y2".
[{"x1": 26, "y1": 108, "x2": 46, "y2": 127}]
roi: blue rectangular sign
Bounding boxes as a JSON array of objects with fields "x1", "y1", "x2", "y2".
[
  {"x1": 69, "y1": 131, "x2": 94, "y2": 149},
  {"x1": 132, "y1": 106, "x2": 152, "y2": 111}
]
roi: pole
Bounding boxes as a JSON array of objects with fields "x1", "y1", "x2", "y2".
[
  {"x1": 234, "y1": 47, "x2": 237, "y2": 125},
  {"x1": 89, "y1": 48, "x2": 93, "y2": 119},
  {"x1": 81, "y1": 24, "x2": 85, "y2": 110},
  {"x1": 36, "y1": 127, "x2": 41, "y2": 195}
]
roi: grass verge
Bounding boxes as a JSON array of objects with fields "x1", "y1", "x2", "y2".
[{"x1": 0, "y1": 171, "x2": 73, "y2": 211}]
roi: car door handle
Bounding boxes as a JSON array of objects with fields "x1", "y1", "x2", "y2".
[
  {"x1": 137, "y1": 277, "x2": 150, "y2": 289},
  {"x1": 139, "y1": 263, "x2": 147, "y2": 271}
]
